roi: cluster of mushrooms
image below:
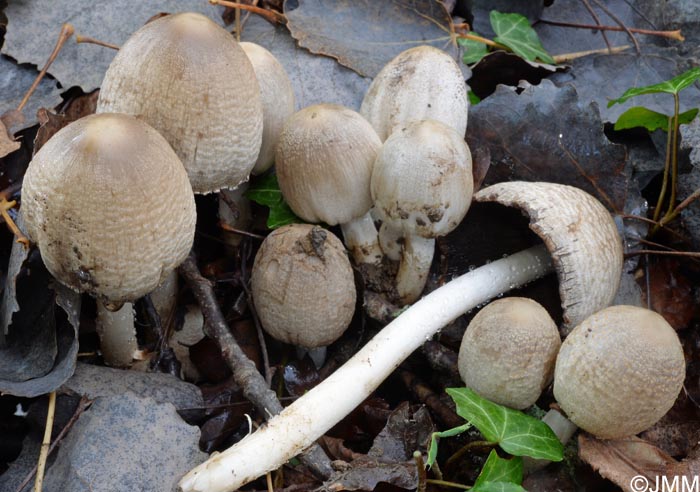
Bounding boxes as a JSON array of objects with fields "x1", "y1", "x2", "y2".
[{"x1": 16, "y1": 11, "x2": 686, "y2": 492}]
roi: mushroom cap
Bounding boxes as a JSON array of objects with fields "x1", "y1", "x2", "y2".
[
  {"x1": 554, "y1": 305, "x2": 685, "y2": 439},
  {"x1": 360, "y1": 45, "x2": 468, "y2": 141},
  {"x1": 240, "y1": 42, "x2": 296, "y2": 175},
  {"x1": 276, "y1": 104, "x2": 381, "y2": 225},
  {"x1": 458, "y1": 297, "x2": 561, "y2": 409},
  {"x1": 251, "y1": 224, "x2": 356, "y2": 348},
  {"x1": 371, "y1": 119, "x2": 473, "y2": 238},
  {"x1": 96, "y1": 12, "x2": 263, "y2": 194},
  {"x1": 474, "y1": 182, "x2": 623, "y2": 329},
  {"x1": 21, "y1": 113, "x2": 196, "y2": 303}
]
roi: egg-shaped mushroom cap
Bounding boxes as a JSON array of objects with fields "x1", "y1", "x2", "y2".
[
  {"x1": 240, "y1": 42, "x2": 296, "y2": 175},
  {"x1": 360, "y1": 45, "x2": 468, "y2": 141},
  {"x1": 251, "y1": 224, "x2": 356, "y2": 348},
  {"x1": 21, "y1": 113, "x2": 196, "y2": 303},
  {"x1": 371, "y1": 119, "x2": 473, "y2": 238},
  {"x1": 554, "y1": 305, "x2": 685, "y2": 439},
  {"x1": 276, "y1": 104, "x2": 381, "y2": 225},
  {"x1": 97, "y1": 12, "x2": 263, "y2": 194},
  {"x1": 474, "y1": 182, "x2": 623, "y2": 329},
  {"x1": 458, "y1": 297, "x2": 561, "y2": 409}
]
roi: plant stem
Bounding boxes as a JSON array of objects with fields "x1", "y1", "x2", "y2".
[
  {"x1": 454, "y1": 32, "x2": 508, "y2": 51},
  {"x1": 425, "y1": 479, "x2": 471, "y2": 490},
  {"x1": 659, "y1": 187, "x2": 700, "y2": 226},
  {"x1": 445, "y1": 440, "x2": 496, "y2": 473},
  {"x1": 208, "y1": 0, "x2": 286, "y2": 24},
  {"x1": 34, "y1": 392, "x2": 56, "y2": 492},
  {"x1": 665, "y1": 93, "x2": 682, "y2": 219},
  {"x1": 652, "y1": 117, "x2": 674, "y2": 224},
  {"x1": 75, "y1": 35, "x2": 120, "y2": 50},
  {"x1": 538, "y1": 19, "x2": 684, "y2": 41}
]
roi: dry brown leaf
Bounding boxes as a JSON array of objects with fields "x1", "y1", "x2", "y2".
[
  {"x1": 0, "y1": 118, "x2": 20, "y2": 158},
  {"x1": 33, "y1": 90, "x2": 99, "y2": 154}
]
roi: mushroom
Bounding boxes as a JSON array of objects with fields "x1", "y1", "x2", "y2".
[
  {"x1": 553, "y1": 305, "x2": 685, "y2": 439},
  {"x1": 371, "y1": 119, "x2": 473, "y2": 304},
  {"x1": 96, "y1": 12, "x2": 263, "y2": 194},
  {"x1": 360, "y1": 45, "x2": 468, "y2": 141},
  {"x1": 251, "y1": 224, "x2": 356, "y2": 352},
  {"x1": 458, "y1": 297, "x2": 561, "y2": 410},
  {"x1": 178, "y1": 182, "x2": 622, "y2": 492},
  {"x1": 276, "y1": 104, "x2": 383, "y2": 265},
  {"x1": 21, "y1": 113, "x2": 196, "y2": 365}
]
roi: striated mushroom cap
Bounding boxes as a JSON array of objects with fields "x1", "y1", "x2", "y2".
[
  {"x1": 554, "y1": 305, "x2": 685, "y2": 439},
  {"x1": 97, "y1": 12, "x2": 263, "y2": 194},
  {"x1": 474, "y1": 182, "x2": 623, "y2": 329},
  {"x1": 371, "y1": 119, "x2": 473, "y2": 238},
  {"x1": 276, "y1": 104, "x2": 381, "y2": 225},
  {"x1": 240, "y1": 42, "x2": 295, "y2": 175},
  {"x1": 360, "y1": 45, "x2": 468, "y2": 141},
  {"x1": 458, "y1": 297, "x2": 561, "y2": 409},
  {"x1": 21, "y1": 113, "x2": 196, "y2": 303},
  {"x1": 251, "y1": 224, "x2": 356, "y2": 348}
]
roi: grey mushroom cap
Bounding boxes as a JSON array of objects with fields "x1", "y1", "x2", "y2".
[
  {"x1": 474, "y1": 182, "x2": 623, "y2": 329},
  {"x1": 458, "y1": 297, "x2": 561, "y2": 410},
  {"x1": 21, "y1": 113, "x2": 196, "y2": 303},
  {"x1": 251, "y1": 224, "x2": 356, "y2": 348},
  {"x1": 97, "y1": 12, "x2": 263, "y2": 194},
  {"x1": 554, "y1": 305, "x2": 685, "y2": 439}
]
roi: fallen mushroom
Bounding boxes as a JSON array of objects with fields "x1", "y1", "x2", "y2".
[
  {"x1": 276, "y1": 103, "x2": 383, "y2": 265},
  {"x1": 178, "y1": 181, "x2": 622, "y2": 492},
  {"x1": 21, "y1": 113, "x2": 196, "y2": 365},
  {"x1": 96, "y1": 12, "x2": 263, "y2": 193},
  {"x1": 371, "y1": 119, "x2": 473, "y2": 304},
  {"x1": 458, "y1": 297, "x2": 561, "y2": 410},
  {"x1": 251, "y1": 224, "x2": 356, "y2": 353},
  {"x1": 360, "y1": 45, "x2": 468, "y2": 141}
]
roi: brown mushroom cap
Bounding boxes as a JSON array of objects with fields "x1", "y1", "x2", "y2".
[
  {"x1": 276, "y1": 104, "x2": 381, "y2": 225},
  {"x1": 240, "y1": 42, "x2": 295, "y2": 175},
  {"x1": 251, "y1": 224, "x2": 356, "y2": 348},
  {"x1": 360, "y1": 45, "x2": 468, "y2": 141},
  {"x1": 21, "y1": 113, "x2": 196, "y2": 303},
  {"x1": 554, "y1": 305, "x2": 685, "y2": 439},
  {"x1": 458, "y1": 297, "x2": 561, "y2": 409},
  {"x1": 474, "y1": 182, "x2": 623, "y2": 329},
  {"x1": 97, "y1": 12, "x2": 263, "y2": 194}
]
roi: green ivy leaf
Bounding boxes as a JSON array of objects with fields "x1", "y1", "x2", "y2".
[
  {"x1": 474, "y1": 450, "x2": 523, "y2": 487},
  {"x1": 614, "y1": 106, "x2": 699, "y2": 132},
  {"x1": 469, "y1": 91, "x2": 482, "y2": 106},
  {"x1": 472, "y1": 482, "x2": 527, "y2": 492},
  {"x1": 446, "y1": 388, "x2": 564, "y2": 461},
  {"x1": 608, "y1": 67, "x2": 700, "y2": 107},
  {"x1": 490, "y1": 11, "x2": 554, "y2": 64},
  {"x1": 458, "y1": 34, "x2": 489, "y2": 65},
  {"x1": 425, "y1": 423, "x2": 472, "y2": 468},
  {"x1": 245, "y1": 173, "x2": 301, "y2": 229}
]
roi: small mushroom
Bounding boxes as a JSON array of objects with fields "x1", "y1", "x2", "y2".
[
  {"x1": 97, "y1": 12, "x2": 263, "y2": 193},
  {"x1": 276, "y1": 104, "x2": 383, "y2": 265},
  {"x1": 251, "y1": 224, "x2": 356, "y2": 349},
  {"x1": 458, "y1": 297, "x2": 561, "y2": 410},
  {"x1": 21, "y1": 113, "x2": 196, "y2": 365},
  {"x1": 554, "y1": 305, "x2": 685, "y2": 439},
  {"x1": 360, "y1": 45, "x2": 468, "y2": 141},
  {"x1": 371, "y1": 119, "x2": 473, "y2": 304}
]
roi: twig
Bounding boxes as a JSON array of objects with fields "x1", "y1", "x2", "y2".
[
  {"x1": 75, "y1": 35, "x2": 120, "y2": 50},
  {"x1": 414, "y1": 451, "x2": 427, "y2": 492},
  {"x1": 425, "y1": 479, "x2": 471, "y2": 490},
  {"x1": 454, "y1": 32, "x2": 508, "y2": 50},
  {"x1": 209, "y1": 0, "x2": 286, "y2": 24},
  {"x1": 578, "y1": 0, "x2": 612, "y2": 52},
  {"x1": 16, "y1": 396, "x2": 92, "y2": 492},
  {"x1": 218, "y1": 221, "x2": 266, "y2": 240},
  {"x1": 178, "y1": 253, "x2": 333, "y2": 480},
  {"x1": 33, "y1": 392, "x2": 57, "y2": 492},
  {"x1": 539, "y1": 19, "x2": 684, "y2": 41},
  {"x1": 553, "y1": 44, "x2": 631, "y2": 63},
  {"x1": 625, "y1": 249, "x2": 700, "y2": 258},
  {"x1": 399, "y1": 369, "x2": 463, "y2": 428},
  {"x1": 660, "y1": 187, "x2": 700, "y2": 226},
  {"x1": 591, "y1": 0, "x2": 641, "y2": 54}
]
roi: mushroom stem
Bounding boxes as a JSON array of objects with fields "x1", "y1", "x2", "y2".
[
  {"x1": 178, "y1": 244, "x2": 554, "y2": 492},
  {"x1": 378, "y1": 222, "x2": 402, "y2": 261},
  {"x1": 395, "y1": 235, "x2": 435, "y2": 304},
  {"x1": 523, "y1": 409, "x2": 578, "y2": 474},
  {"x1": 340, "y1": 212, "x2": 383, "y2": 265},
  {"x1": 96, "y1": 302, "x2": 138, "y2": 367}
]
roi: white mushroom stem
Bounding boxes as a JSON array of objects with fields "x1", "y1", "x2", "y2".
[
  {"x1": 395, "y1": 234, "x2": 435, "y2": 304},
  {"x1": 178, "y1": 244, "x2": 554, "y2": 492},
  {"x1": 96, "y1": 302, "x2": 138, "y2": 367},
  {"x1": 378, "y1": 222, "x2": 402, "y2": 261},
  {"x1": 340, "y1": 211, "x2": 383, "y2": 265},
  {"x1": 523, "y1": 409, "x2": 578, "y2": 474}
]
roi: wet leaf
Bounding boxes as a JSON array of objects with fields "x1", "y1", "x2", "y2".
[
  {"x1": 490, "y1": 11, "x2": 554, "y2": 64},
  {"x1": 245, "y1": 173, "x2": 301, "y2": 229},
  {"x1": 474, "y1": 450, "x2": 523, "y2": 487},
  {"x1": 614, "y1": 107, "x2": 699, "y2": 132},
  {"x1": 0, "y1": 118, "x2": 20, "y2": 158},
  {"x1": 472, "y1": 482, "x2": 526, "y2": 492},
  {"x1": 608, "y1": 67, "x2": 700, "y2": 106},
  {"x1": 284, "y1": 0, "x2": 459, "y2": 78},
  {"x1": 458, "y1": 34, "x2": 489, "y2": 65},
  {"x1": 446, "y1": 388, "x2": 564, "y2": 461}
]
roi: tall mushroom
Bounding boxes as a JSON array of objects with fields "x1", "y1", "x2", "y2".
[
  {"x1": 96, "y1": 12, "x2": 263, "y2": 193},
  {"x1": 179, "y1": 182, "x2": 623, "y2": 492},
  {"x1": 276, "y1": 103, "x2": 383, "y2": 265},
  {"x1": 21, "y1": 113, "x2": 196, "y2": 366},
  {"x1": 372, "y1": 119, "x2": 473, "y2": 304},
  {"x1": 360, "y1": 45, "x2": 468, "y2": 141}
]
